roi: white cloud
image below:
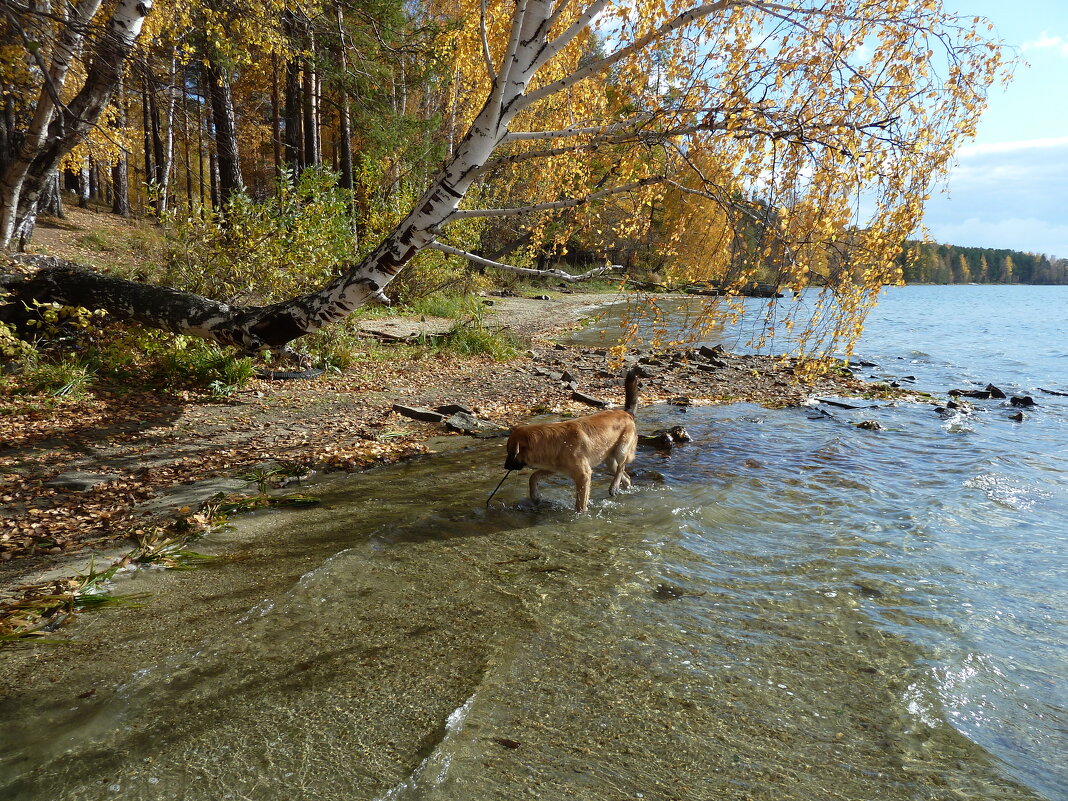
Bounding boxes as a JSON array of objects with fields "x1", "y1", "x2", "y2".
[
  {"x1": 921, "y1": 139, "x2": 1068, "y2": 257},
  {"x1": 957, "y1": 136, "x2": 1068, "y2": 157},
  {"x1": 1021, "y1": 32, "x2": 1068, "y2": 56}
]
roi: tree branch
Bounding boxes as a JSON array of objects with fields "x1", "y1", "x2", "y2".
[
  {"x1": 427, "y1": 242, "x2": 620, "y2": 282},
  {"x1": 502, "y1": 112, "x2": 657, "y2": 142},
  {"x1": 516, "y1": 0, "x2": 736, "y2": 112},
  {"x1": 491, "y1": 0, "x2": 532, "y2": 114},
  {"x1": 480, "y1": 0, "x2": 497, "y2": 84},
  {"x1": 443, "y1": 176, "x2": 663, "y2": 222},
  {"x1": 533, "y1": 0, "x2": 611, "y2": 72}
]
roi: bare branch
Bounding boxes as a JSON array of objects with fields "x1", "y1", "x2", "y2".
[
  {"x1": 478, "y1": 141, "x2": 600, "y2": 175},
  {"x1": 428, "y1": 242, "x2": 620, "y2": 282},
  {"x1": 443, "y1": 176, "x2": 663, "y2": 222},
  {"x1": 1, "y1": 6, "x2": 69, "y2": 117},
  {"x1": 502, "y1": 112, "x2": 656, "y2": 142}
]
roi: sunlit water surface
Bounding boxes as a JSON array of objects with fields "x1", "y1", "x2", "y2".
[{"x1": 1, "y1": 286, "x2": 1065, "y2": 800}]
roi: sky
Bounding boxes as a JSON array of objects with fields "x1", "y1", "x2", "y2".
[{"x1": 922, "y1": 0, "x2": 1068, "y2": 258}]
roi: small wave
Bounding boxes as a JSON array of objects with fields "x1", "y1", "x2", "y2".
[
  {"x1": 296, "y1": 548, "x2": 356, "y2": 589},
  {"x1": 903, "y1": 681, "x2": 943, "y2": 729},
  {"x1": 374, "y1": 694, "x2": 476, "y2": 800},
  {"x1": 964, "y1": 473, "x2": 1051, "y2": 511},
  {"x1": 236, "y1": 599, "x2": 275, "y2": 624},
  {"x1": 941, "y1": 411, "x2": 974, "y2": 434},
  {"x1": 934, "y1": 653, "x2": 1002, "y2": 730}
]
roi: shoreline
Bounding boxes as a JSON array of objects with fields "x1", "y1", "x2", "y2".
[{"x1": 0, "y1": 292, "x2": 908, "y2": 635}]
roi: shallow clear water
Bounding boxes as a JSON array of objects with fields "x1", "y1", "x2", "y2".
[{"x1": 1, "y1": 286, "x2": 1065, "y2": 800}]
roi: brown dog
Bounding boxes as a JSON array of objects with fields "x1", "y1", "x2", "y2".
[{"x1": 504, "y1": 368, "x2": 640, "y2": 512}]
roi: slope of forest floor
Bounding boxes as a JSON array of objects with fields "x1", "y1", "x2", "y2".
[{"x1": 0, "y1": 210, "x2": 910, "y2": 637}]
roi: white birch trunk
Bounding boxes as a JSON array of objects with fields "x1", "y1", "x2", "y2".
[{"x1": 158, "y1": 51, "x2": 177, "y2": 215}]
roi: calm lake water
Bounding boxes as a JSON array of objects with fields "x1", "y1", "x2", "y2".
[{"x1": 1, "y1": 285, "x2": 1065, "y2": 800}]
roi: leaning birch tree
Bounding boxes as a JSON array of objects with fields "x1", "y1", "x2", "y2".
[{"x1": 3, "y1": 0, "x2": 1006, "y2": 362}]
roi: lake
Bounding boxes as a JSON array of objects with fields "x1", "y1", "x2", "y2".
[{"x1": 1, "y1": 285, "x2": 1065, "y2": 800}]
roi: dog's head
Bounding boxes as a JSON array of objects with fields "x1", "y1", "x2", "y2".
[{"x1": 504, "y1": 431, "x2": 527, "y2": 470}]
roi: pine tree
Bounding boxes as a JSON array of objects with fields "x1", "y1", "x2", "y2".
[
  {"x1": 1000, "y1": 255, "x2": 1015, "y2": 283},
  {"x1": 956, "y1": 253, "x2": 971, "y2": 283}
]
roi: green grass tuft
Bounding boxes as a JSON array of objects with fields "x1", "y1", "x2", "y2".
[
  {"x1": 155, "y1": 337, "x2": 256, "y2": 394},
  {"x1": 22, "y1": 357, "x2": 96, "y2": 399},
  {"x1": 438, "y1": 320, "x2": 521, "y2": 360}
]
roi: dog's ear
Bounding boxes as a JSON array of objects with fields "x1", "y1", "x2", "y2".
[{"x1": 504, "y1": 433, "x2": 526, "y2": 469}]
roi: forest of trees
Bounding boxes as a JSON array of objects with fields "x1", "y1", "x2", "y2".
[
  {"x1": 0, "y1": 0, "x2": 456, "y2": 238},
  {"x1": 899, "y1": 242, "x2": 1068, "y2": 285},
  {"x1": 0, "y1": 0, "x2": 1009, "y2": 360}
]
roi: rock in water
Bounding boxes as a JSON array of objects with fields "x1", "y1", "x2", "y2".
[
  {"x1": 638, "y1": 426, "x2": 693, "y2": 449},
  {"x1": 444, "y1": 412, "x2": 507, "y2": 438},
  {"x1": 572, "y1": 391, "x2": 608, "y2": 408}
]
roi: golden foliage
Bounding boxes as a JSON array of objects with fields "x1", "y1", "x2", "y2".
[{"x1": 433, "y1": 0, "x2": 1009, "y2": 363}]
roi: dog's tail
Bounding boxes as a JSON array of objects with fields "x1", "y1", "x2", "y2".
[{"x1": 624, "y1": 366, "x2": 640, "y2": 417}]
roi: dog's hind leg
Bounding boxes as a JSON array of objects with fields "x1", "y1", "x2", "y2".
[
  {"x1": 528, "y1": 469, "x2": 553, "y2": 504},
  {"x1": 608, "y1": 441, "x2": 633, "y2": 494},
  {"x1": 609, "y1": 462, "x2": 630, "y2": 494}
]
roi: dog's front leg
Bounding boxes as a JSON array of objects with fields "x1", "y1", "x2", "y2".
[
  {"x1": 528, "y1": 469, "x2": 553, "y2": 504},
  {"x1": 571, "y1": 467, "x2": 592, "y2": 512},
  {"x1": 610, "y1": 465, "x2": 630, "y2": 494}
]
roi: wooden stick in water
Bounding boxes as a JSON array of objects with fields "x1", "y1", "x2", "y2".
[{"x1": 486, "y1": 470, "x2": 513, "y2": 507}]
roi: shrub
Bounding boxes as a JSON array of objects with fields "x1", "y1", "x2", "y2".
[
  {"x1": 160, "y1": 168, "x2": 359, "y2": 305},
  {"x1": 0, "y1": 318, "x2": 36, "y2": 362}
]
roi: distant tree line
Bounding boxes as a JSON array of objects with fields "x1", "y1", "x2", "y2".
[{"x1": 899, "y1": 242, "x2": 1067, "y2": 285}]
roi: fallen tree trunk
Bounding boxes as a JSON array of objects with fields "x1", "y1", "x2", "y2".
[
  {"x1": 3, "y1": 255, "x2": 258, "y2": 347},
  {"x1": 4, "y1": 253, "x2": 394, "y2": 360},
  {"x1": 1, "y1": 243, "x2": 613, "y2": 360}
]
